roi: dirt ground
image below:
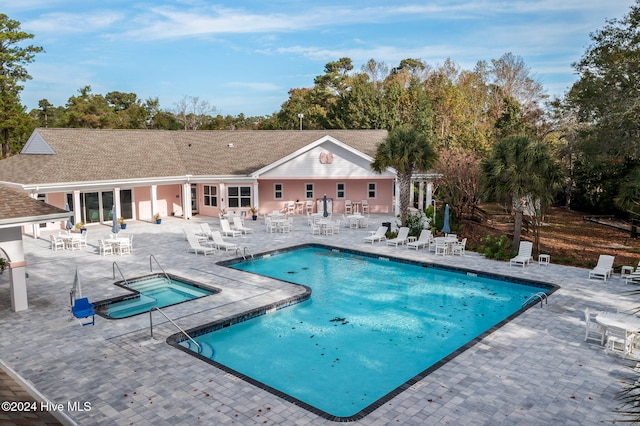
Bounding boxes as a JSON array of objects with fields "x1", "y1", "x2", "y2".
[{"x1": 460, "y1": 206, "x2": 640, "y2": 270}]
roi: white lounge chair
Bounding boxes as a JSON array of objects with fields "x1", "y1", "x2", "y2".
[
  {"x1": 386, "y1": 227, "x2": 410, "y2": 247},
  {"x1": 363, "y1": 226, "x2": 387, "y2": 244},
  {"x1": 220, "y1": 219, "x2": 242, "y2": 238},
  {"x1": 589, "y1": 255, "x2": 615, "y2": 280},
  {"x1": 197, "y1": 223, "x2": 215, "y2": 241},
  {"x1": 210, "y1": 231, "x2": 238, "y2": 251},
  {"x1": 233, "y1": 217, "x2": 254, "y2": 234},
  {"x1": 407, "y1": 230, "x2": 432, "y2": 250},
  {"x1": 509, "y1": 241, "x2": 533, "y2": 267},
  {"x1": 185, "y1": 231, "x2": 216, "y2": 256}
]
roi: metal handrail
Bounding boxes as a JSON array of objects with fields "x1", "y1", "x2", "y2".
[
  {"x1": 112, "y1": 261, "x2": 130, "y2": 286},
  {"x1": 149, "y1": 254, "x2": 171, "y2": 283},
  {"x1": 522, "y1": 292, "x2": 548, "y2": 308},
  {"x1": 149, "y1": 307, "x2": 201, "y2": 353}
]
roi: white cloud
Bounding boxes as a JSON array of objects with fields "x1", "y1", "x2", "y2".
[{"x1": 23, "y1": 11, "x2": 124, "y2": 34}]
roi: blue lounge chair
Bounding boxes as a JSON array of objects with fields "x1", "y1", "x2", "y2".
[{"x1": 72, "y1": 297, "x2": 95, "y2": 326}]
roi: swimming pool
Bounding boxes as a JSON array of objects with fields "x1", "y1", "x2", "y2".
[
  {"x1": 170, "y1": 245, "x2": 556, "y2": 421},
  {"x1": 95, "y1": 273, "x2": 219, "y2": 319}
]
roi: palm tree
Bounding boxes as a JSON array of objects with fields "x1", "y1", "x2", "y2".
[
  {"x1": 371, "y1": 126, "x2": 437, "y2": 226},
  {"x1": 481, "y1": 134, "x2": 563, "y2": 250}
]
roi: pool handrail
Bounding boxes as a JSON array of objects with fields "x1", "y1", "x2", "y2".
[
  {"x1": 112, "y1": 261, "x2": 130, "y2": 286},
  {"x1": 149, "y1": 307, "x2": 201, "y2": 353},
  {"x1": 149, "y1": 254, "x2": 172, "y2": 283}
]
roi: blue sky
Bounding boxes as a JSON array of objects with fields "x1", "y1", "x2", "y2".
[{"x1": 1, "y1": 0, "x2": 635, "y2": 117}]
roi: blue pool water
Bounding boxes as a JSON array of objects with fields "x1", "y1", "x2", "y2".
[
  {"x1": 177, "y1": 246, "x2": 552, "y2": 420},
  {"x1": 96, "y1": 274, "x2": 216, "y2": 319}
]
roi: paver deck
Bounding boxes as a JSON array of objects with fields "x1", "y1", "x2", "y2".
[{"x1": 0, "y1": 215, "x2": 638, "y2": 425}]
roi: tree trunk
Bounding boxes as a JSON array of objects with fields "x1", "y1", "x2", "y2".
[
  {"x1": 512, "y1": 209, "x2": 523, "y2": 250},
  {"x1": 397, "y1": 172, "x2": 412, "y2": 227}
]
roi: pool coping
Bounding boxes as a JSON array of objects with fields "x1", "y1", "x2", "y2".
[{"x1": 167, "y1": 243, "x2": 559, "y2": 422}]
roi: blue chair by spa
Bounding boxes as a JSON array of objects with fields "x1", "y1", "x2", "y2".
[{"x1": 72, "y1": 297, "x2": 95, "y2": 326}]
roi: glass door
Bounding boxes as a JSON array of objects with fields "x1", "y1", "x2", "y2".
[{"x1": 191, "y1": 184, "x2": 199, "y2": 214}]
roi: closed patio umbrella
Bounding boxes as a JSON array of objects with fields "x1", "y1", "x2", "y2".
[
  {"x1": 323, "y1": 194, "x2": 328, "y2": 218},
  {"x1": 111, "y1": 205, "x2": 119, "y2": 234},
  {"x1": 442, "y1": 204, "x2": 451, "y2": 234},
  {"x1": 65, "y1": 203, "x2": 73, "y2": 230}
]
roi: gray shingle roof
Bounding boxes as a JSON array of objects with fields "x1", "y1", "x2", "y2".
[
  {"x1": 0, "y1": 129, "x2": 388, "y2": 185},
  {"x1": 0, "y1": 185, "x2": 69, "y2": 227}
]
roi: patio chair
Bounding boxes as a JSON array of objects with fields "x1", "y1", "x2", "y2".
[
  {"x1": 606, "y1": 326, "x2": 635, "y2": 357},
  {"x1": 361, "y1": 199, "x2": 369, "y2": 214},
  {"x1": 434, "y1": 238, "x2": 449, "y2": 256},
  {"x1": 220, "y1": 219, "x2": 242, "y2": 238},
  {"x1": 98, "y1": 239, "x2": 113, "y2": 256},
  {"x1": 386, "y1": 227, "x2": 410, "y2": 247},
  {"x1": 50, "y1": 235, "x2": 64, "y2": 251},
  {"x1": 345, "y1": 200, "x2": 353, "y2": 215},
  {"x1": 509, "y1": 241, "x2": 533, "y2": 267},
  {"x1": 584, "y1": 308, "x2": 606, "y2": 345},
  {"x1": 185, "y1": 231, "x2": 216, "y2": 256},
  {"x1": 210, "y1": 231, "x2": 238, "y2": 251},
  {"x1": 407, "y1": 230, "x2": 432, "y2": 250},
  {"x1": 452, "y1": 238, "x2": 467, "y2": 256},
  {"x1": 589, "y1": 255, "x2": 615, "y2": 280},
  {"x1": 233, "y1": 217, "x2": 254, "y2": 234},
  {"x1": 72, "y1": 297, "x2": 95, "y2": 326}
]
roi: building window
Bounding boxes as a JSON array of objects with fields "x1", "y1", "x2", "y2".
[
  {"x1": 305, "y1": 183, "x2": 314, "y2": 199},
  {"x1": 203, "y1": 185, "x2": 218, "y2": 207},
  {"x1": 228, "y1": 186, "x2": 252, "y2": 208},
  {"x1": 336, "y1": 183, "x2": 345, "y2": 199},
  {"x1": 368, "y1": 182, "x2": 377, "y2": 198},
  {"x1": 274, "y1": 183, "x2": 283, "y2": 199}
]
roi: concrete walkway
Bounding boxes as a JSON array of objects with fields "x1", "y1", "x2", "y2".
[{"x1": 0, "y1": 215, "x2": 638, "y2": 425}]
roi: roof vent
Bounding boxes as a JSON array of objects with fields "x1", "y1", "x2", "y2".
[{"x1": 227, "y1": 143, "x2": 234, "y2": 148}]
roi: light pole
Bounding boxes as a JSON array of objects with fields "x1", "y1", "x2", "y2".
[{"x1": 297, "y1": 113, "x2": 304, "y2": 131}]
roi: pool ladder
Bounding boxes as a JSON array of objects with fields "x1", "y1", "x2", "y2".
[
  {"x1": 112, "y1": 261, "x2": 130, "y2": 286},
  {"x1": 149, "y1": 254, "x2": 172, "y2": 283},
  {"x1": 149, "y1": 306, "x2": 201, "y2": 353},
  {"x1": 235, "y1": 247, "x2": 254, "y2": 260},
  {"x1": 522, "y1": 292, "x2": 548, "y2": 308}
]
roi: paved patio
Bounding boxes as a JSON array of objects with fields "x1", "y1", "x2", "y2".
[{"x1": 0, "y1": 214, "x2": 638, "y2": 425}]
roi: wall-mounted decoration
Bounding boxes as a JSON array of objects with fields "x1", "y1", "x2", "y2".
[{"x1": 319, "y1": 151, "x2": 334, "y2": 164}]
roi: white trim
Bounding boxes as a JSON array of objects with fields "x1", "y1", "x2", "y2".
[{"x1": 250, "y1": 135, "x2": 390, "y2": 178}]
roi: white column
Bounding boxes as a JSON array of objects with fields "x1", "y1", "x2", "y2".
[
  {"x1": 29, "y1": 193, "x2": 39, "y2": 239},
  {"x1": 418, "y1": 182, "x2": 424, "y2": 210},
  {"x1": 426, "y1": 182, "x2": 433, "y2": 209},
  {"x1": 219, "y1": 183, "x2": 226, "y2": 211},
  {"x1": 252, "y1": 181, "x2": 259, "y2": 210},
  {"x1": 73, "y1": 191, "x2": 81, "y2": 224},
  {"x1": 114, "y1": 187, "x2": 121, "y2": 219},
  {"x1": 182, "y1": 183, "x2": 192, "y2": 219},
  {"x1": 151, "y1": 185, "x2": 158, "y2": 219},
  {"x1": 9, "y1": 265, "x2": 28, "y2": 312}
]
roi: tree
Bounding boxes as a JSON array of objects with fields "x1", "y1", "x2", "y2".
[
  {"x1": 371, "y1": 126, "x2": 438, "y2": 226},
  {"x1": 481, "y1": 134, "x2": 563, "y2": 251},
  {"x1": 0, "y1": 14, "x2": 43, "y2": 157},
  {"x1": 434, "y1": 148, "x2": 483, "y2": 222},
  {"x1": 564, "y1": 1, "x2": 640, "y2": 214},
  {"x1": 174, "y1": 96, "x2": 217, "y2": 130}
]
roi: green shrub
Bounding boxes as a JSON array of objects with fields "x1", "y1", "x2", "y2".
[
  {"x1": 404, "y1": 212, "x2": 427, "y2": 237},
  {"x1": 477, "y1": 235, "x2": 513, "y2": 261}
]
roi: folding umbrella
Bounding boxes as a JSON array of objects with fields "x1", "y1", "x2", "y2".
[
  {"x1": 111, "y1": 205, "x2": 119, "y2": 234},
  {"x1": 441, "y1": 204, "x2": 451, "y2": 234},
  {"x1": 65, "y1": 203, "x2": 73, "y2": 230},
  {"x1": 323, "y1": 194, "x2": 328, "y2": 218}
]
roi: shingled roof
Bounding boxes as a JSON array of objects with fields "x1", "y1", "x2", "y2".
[
  {"x1": 0, "y1": 129, "x2": 388, "y2": 186},
  {"x1": 0, "y1": 185, "x2": 70, "y2": 229}
]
